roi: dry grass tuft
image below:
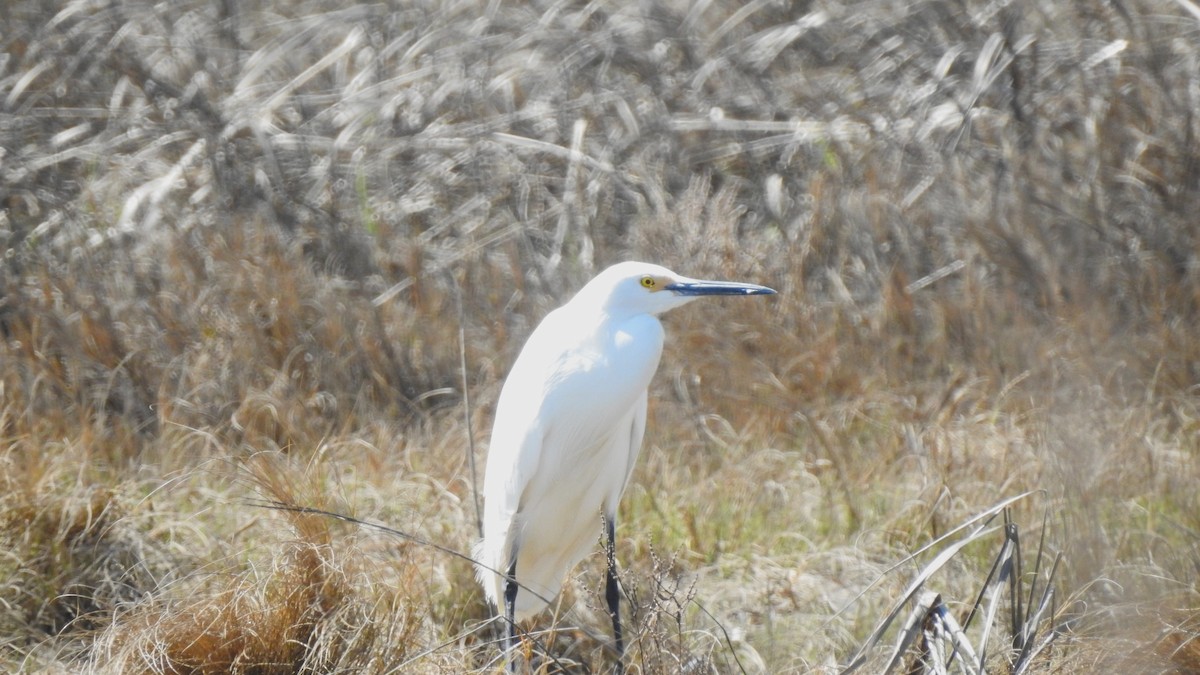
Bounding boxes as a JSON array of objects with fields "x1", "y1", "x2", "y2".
[
  {"x1": 90, "y1": 454, "x2": 439, "y2": 674},
  {"x1": 105, "y1": 543, "x2": 344, "y2": 674},
  {"x1": 0, "y1": 485, "x2": 150, "y2": 641}
]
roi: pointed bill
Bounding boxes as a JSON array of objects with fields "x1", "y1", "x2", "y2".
[{"x1": 664, "y1": 279, "x2": 777, "y2": 296}]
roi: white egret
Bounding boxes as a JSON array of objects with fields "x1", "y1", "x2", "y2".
[{"x1": 474, "y1": 261, "x2": 775, "y2": 671}]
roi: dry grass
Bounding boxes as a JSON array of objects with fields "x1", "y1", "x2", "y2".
[{"x1": 3, "y1": 0, "x2": 1200, "y2": 672}]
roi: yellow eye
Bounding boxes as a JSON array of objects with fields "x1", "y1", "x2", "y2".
[{"x1": 640, "y1": 276, "x2": 656, "y2": 289}]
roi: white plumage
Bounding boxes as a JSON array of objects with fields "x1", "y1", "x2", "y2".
[{"x1": 474, "y1": 261, "x2": 775, "y2": 670}]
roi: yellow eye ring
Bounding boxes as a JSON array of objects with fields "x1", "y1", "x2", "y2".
[{"x1": 640, "y1": 276, "x2": 656, "y2": 289}]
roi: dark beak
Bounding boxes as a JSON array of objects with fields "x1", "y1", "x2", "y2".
[{"x1": 664, "y1": 280, "x2": 777, "y2": 296}]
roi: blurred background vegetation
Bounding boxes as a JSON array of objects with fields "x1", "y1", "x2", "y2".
[{"x1": 2, "y1": 0, "x2": 1198, "y2": 672}]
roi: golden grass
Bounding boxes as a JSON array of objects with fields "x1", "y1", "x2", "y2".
[{"x1": 3, "y1": 0, "x2": 1200, "y2": 672}]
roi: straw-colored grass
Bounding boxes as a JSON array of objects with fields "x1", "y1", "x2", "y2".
[{"x1": 2, "y1": 0, "x2": 1199, "y2": 672}]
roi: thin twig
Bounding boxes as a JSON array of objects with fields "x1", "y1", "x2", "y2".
[{"x1": 454, "y1": 271, "x2": 484, "y2": 539}]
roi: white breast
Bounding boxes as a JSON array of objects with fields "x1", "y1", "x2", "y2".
[{"x1": 476, "y1": 308, "x2": 664, "y2": 617}]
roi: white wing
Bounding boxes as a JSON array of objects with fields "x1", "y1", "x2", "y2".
[
  {"x1": 612, "y1": 388, "x2": 648, "y2": 514},
  {"x1": 475, "y1": 307, "x2": 663, "y2": 617}
]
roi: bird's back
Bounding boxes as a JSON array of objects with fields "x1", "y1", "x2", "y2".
[{"x1": 475, "y1": 303, "x2": 664, "y2": 617}]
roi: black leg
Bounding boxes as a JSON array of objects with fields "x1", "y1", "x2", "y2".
[
  {"x1": 605, "y1": 516, "x2": 625, "y2": 674},
  {"x1": 504, "y1": 560, "x2": 519, "y2": 673}
]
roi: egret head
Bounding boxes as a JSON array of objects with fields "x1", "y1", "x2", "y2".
[{"x1": 578, "y1": 261, "x2": 776, "y2": 318}]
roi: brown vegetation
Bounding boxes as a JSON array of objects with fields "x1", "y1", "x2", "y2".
[{"x1": 2, "y1": 0, "x2": 1198, "y2": 672}]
